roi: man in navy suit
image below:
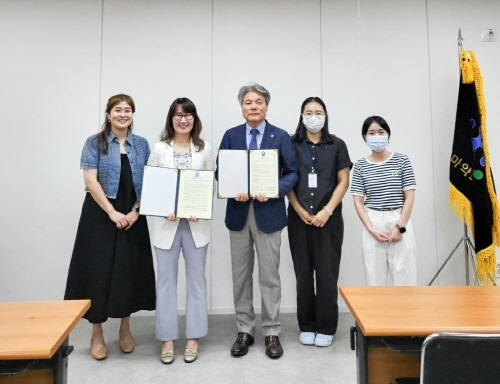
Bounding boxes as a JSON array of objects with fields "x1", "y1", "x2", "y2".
[{"x1": 218, "y1": 82, "x2": 299, "y2": 358}]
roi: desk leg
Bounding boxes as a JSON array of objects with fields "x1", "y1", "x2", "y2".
[
  {"x1": 51, "y1": 337, "x2": 69, "y2": 384},
  {"x1": 353, "y1": 328, "x2": 422, "y2": 384},
  {"x1": 354, "y1": 323, "x2": 368, "y2": 384}
]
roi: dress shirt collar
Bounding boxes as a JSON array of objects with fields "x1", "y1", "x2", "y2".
[{"x1": 246, "y1": 121, "x2": 266, "y2": 136}]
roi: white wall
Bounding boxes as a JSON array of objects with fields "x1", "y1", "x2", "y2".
[
  {"x1": 1, "y1": 0, "x2": 500, "y2": 312},
  {"x1": 0, "y1": 0, "x2": 102, "y2": 299}
]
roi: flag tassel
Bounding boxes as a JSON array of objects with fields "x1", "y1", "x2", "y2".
[
  {"x1": 464, "y1": 50, "x2": 500, "y2": 246},
  {"x1": 477, "y1": 245, "x2": 496, "y2": 285},
  {"x1": 449, "y1": 184, "x2": 474, "y2": 231}
]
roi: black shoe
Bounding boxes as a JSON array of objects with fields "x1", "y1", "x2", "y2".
[
  {"x1": 265, "y1": 335, "x2": 283, "y2": 358},
  {"x1": 231, "y1": 332, "x2": 254, "y2": 356}
]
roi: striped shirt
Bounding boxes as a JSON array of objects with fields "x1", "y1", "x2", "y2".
[{"x1": 351, "y1": 152, "x2": 416, "y2": 210}]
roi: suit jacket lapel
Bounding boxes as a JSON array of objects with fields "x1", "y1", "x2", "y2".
[
  {"x1": 260, "y1": 121, "x2": 275, "y2": 149},
  {"x1": 190, "y1": 141, "x2": 201, "y2": 169},
  {"x1": 236, "y1": 125, "x2": 248, "y2": 150},
  {"x1": 164, "y1": 142, "x2": 175, "y2": 168}
]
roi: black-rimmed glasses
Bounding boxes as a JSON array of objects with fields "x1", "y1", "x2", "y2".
[{"x1": 173, "y1": 114, "x2": 194, "y2": 121}]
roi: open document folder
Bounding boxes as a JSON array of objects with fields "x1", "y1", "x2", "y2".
[
  {"x1": 217, "y1": 149, "x2": 279, "y2": 198},
  {"x1": 140, "y1": 166, "x2": 214, "y2": 219}
]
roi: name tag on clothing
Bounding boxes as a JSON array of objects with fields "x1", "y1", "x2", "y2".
[{"x1": 308, "y1": 172, "x2": 318, "y2": 188}]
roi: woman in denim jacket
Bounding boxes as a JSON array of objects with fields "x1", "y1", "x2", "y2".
[{"x1": 65, "y1": 94, "x2": 156, "y2": 360}]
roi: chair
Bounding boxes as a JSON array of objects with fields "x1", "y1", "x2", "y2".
[{"x1": 394, "y1": 332, "x2": 500, "y2": 384}]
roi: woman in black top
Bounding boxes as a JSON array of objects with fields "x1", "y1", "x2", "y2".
[{"x1": 287, "y1": 97, "x2": 352, "y2": 347}]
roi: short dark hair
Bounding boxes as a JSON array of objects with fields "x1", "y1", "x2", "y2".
[
  {"x1": 292, "y1": 96, "x2": 334, "y2": 143},
  {"x1": 160, "y1": 97, "x2": 205, "y2": 151},
  {"x1": 361, "y1": 116, "x2": 391, "y2": 138}
]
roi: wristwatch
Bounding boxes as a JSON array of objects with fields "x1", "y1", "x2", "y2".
[
  {"x1": 132, "y1": 206, "x2": 140, "y2": 213},
  {"x1": 396, "y1": 223, "x2": 406, "y2": 233}
]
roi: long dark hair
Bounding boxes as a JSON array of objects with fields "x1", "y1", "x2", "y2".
[
  {"x1": 160, "y1": 97, "x2": 205, "y2": 151},
  {"x1": 292, "y1": 96, "x2": 334, "y2": 143},
  {"x1": 98, "y1": 94, "x2": 135, "y2": 154}
]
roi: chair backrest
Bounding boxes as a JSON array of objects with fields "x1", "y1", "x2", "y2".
[{"x1": 421, "y1": 332, "x2": 500, "y2": 384}]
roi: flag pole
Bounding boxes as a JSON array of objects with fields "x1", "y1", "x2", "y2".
[
  {"x1": 457, "y1": 28, "x2": 472, "y2": 285},
  {"x1": 428, "y1": 29, "x2": 480, "y2": 286}
]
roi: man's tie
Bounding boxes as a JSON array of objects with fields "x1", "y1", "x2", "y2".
[{"x1": 249, "y1": 129, "x2": 259, "y2": 150}]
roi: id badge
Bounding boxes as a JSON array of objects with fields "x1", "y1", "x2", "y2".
[{"x1": 308, "y1": 172, "x2": 318, "y2": 188}]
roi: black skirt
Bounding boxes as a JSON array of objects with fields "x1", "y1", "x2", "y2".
[{"x1": 64, "y1": 154, "x2": 156, "y2": 323}]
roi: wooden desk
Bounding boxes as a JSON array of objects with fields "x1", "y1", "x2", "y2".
[
  {"x1": 0, "y1": 300, "x2": 90, "y2": 384},
  {"x1": 339, "y1": 286, "x2": 500, "y2": 384}
]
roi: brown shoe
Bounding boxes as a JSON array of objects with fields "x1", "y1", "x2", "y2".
[
  {"x1": 90, "y1": 338, "x2": 107, "y2": 360},
  {"x1": 231, "y1": 332, "x2": 254, "y2": 356},
  {"x1": 265, "y1": 335, "x2": 283, "y2": 358},
  {"x1": 119, "y1": 330, "x2": 135, "y2": 353}
]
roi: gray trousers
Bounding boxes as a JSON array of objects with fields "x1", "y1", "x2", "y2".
[
  {"x1": 155, "y1": 219, "x2": 208, "y2": 341},
  {"x1": 229, "y1": 204, "x2": 282, "y2": 337}
]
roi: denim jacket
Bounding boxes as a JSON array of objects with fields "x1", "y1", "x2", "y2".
[{"x1": 80, "y1": 131, "x2": 151, "y2": 200}]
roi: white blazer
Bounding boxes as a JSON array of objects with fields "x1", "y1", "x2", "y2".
[{"x1": 147, "y1": 140, "x2": 215, "y2": 250}]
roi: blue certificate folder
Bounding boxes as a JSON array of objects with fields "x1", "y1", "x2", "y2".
[
  {"x1": 217, "y1": 149, "x2": 279, "y2": 199},
  {"x1": 140, "y1": 166, "x2": 214, "y2": 219}
]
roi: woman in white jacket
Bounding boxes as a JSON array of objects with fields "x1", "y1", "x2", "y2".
[{"x1": 148, "y1": 98, "x2": 214, "y2": 364}]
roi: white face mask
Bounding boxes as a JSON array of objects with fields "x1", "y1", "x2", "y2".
[
  {"x1": 302, "y1": 115, "x2": 325, "y2": 133},
  {"x1": 366, "y1": 135, "x2": 389, "y2": 152}
]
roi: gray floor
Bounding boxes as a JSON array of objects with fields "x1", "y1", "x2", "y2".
[{"x1": 68, "y1": 312, "x2": 357, "y2": 384}]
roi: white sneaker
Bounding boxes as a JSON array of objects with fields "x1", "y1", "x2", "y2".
[
  {"x1": 299, "y1": 332, "x2": 315, "y2": 345},
  {"x1": 314, "y1": 333, "x2": 333, "y2": 347}
]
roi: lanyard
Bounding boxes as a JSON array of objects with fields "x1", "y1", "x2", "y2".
[{"x1": 303, "y1": 139, "x2": 323, "y2": 173}]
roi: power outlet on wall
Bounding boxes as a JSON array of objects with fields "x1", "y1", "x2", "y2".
[{"x1": 482, "y1": 28, "x2": 497, "y2": 42}]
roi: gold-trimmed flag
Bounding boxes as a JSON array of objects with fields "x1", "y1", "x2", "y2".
[{"x1": 449, "y1": 49, "x2": 500, "y2": 285}]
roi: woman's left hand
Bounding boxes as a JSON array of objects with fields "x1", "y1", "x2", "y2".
[
  {"x1": 166, "y1": 214, "x2": 178, "y2": 221},
  {"x1": 124, "y1": 211, "x2": 139, "y2": 230},
  {"x1": 188, "y1": 216, "x2": 198, "y2": 222},
  {"x1": 310, "y1": 209, "x2": 329, "y2": 228},
  {"x1": 388, "y1": 227, "x2": 402, "y2": 243}
]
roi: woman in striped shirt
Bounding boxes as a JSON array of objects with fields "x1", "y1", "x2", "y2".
[{"x1": 351, "y1": 116, "x2": 417, "y2": 286}]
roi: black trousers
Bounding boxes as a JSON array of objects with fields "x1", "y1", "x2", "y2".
[{"x1": 287, "y1": 207, "x2": 343, "y2": 335}]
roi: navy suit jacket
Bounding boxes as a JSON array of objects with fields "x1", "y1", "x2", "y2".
[{"x1": 217, "y1": 121, "x2": 299, "y2": 233}]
